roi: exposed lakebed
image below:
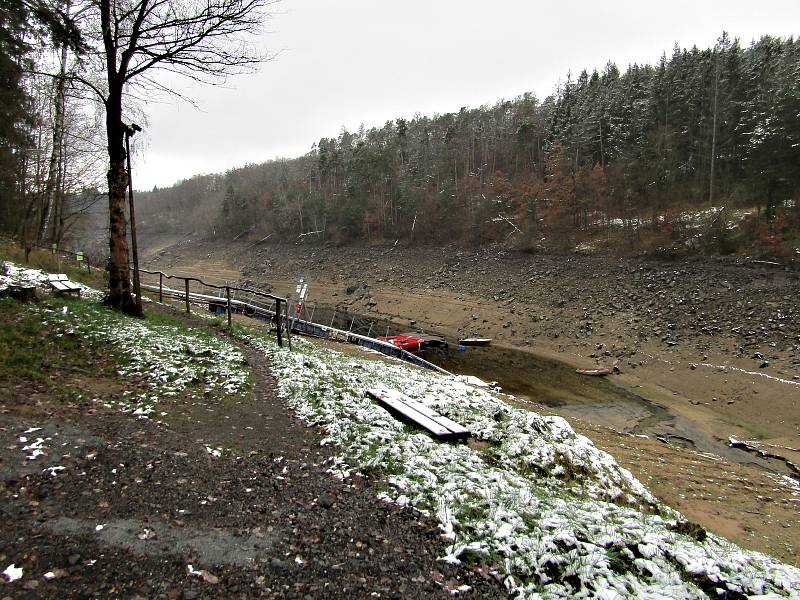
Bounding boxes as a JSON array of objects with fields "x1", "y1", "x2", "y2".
[{"x1": 309, "y1": 302, "x2": 793, "y2": 475}]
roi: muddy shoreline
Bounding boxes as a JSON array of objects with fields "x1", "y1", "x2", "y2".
[
  {"x1": 140, "y1": 235, "x2": 800, "y2": 562},
  {"x1": 265, "y1": 291, "x2": 800, "y2": 479}
]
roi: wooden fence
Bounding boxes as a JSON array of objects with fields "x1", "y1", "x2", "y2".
[
  {"x1": 138, "y1": 267, "x2": 450, "y2": 373},
  {"x1": 137, "y1": 268, "x2": 291, "y2": 349},
  {"x1": 2, "y1": 235, "x2": 454, "y2": 370}
]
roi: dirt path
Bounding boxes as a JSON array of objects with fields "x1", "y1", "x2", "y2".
[
  {"x1": 0, "y1": 303, "x2": 502, "y2": 598},
  {"x1": 140, "y1": 236, "x2": 800, "y2": 563}
]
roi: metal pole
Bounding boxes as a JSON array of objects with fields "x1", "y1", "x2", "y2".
[
  {"x1": 309, "y1": 303, "x2": 316, "y2": 322},
  {"x1": 124, "y1": 125, "x2": 142, "y2": 314},
  {"x1": 348, "y1": 316, "x2": 355, "y2": 332},
  {"x1": 226, "y1": 286, "x2": 232, "y2": 328},
  {"x1": 329, "y1": 308, "x2": 336, "y2": 329},
  {"x1": 158, "y1": 272, "x2": 163, "y2": 303},
  {"x1": 185, "y1": 279, "x2": 190, "y2": 313},
  {"x1": 367, "y1": 322, "x2": 373, "y2": 337}
]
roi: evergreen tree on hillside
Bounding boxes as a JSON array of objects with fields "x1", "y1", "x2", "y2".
[
  {"x1": 135, "y1": 35, "x2": 800, "y2": 255},
  {"x1": 0, "y1": 0, "x2": 35, "y2": 232}
]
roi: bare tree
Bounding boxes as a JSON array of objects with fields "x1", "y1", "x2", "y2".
[
  {"x1": 72, "y1": 0, "x2": 272, "y2": 314},
  {"x1": 38, "y1": 0, "x2": 72, "y2": 243}
]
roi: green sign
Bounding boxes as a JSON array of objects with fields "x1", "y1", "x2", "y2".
[{"x1": 76, "y1": 251, "x2": 84, "y2": 262}]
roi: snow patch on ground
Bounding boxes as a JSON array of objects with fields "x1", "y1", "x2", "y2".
[
  {"x1": 1, "y1": 261, "x2": 103, "y2": 299},
  {"x1": 2, "y1": 261, "x2": 249, "y2": 420},
  {"x1": 32, "y1": 299, "x2": 249, "y2": 418},
  {"x1": 246, "y1": 332, "x2": 800, "y2": 599},
  {"x1": 3, "y1": 563, "x2": 23, "y2": 582}
]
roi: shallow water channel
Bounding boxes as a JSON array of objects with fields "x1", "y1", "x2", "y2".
[
  {"x1": 306, "y1": 303, "x2": 792, "y2": 471},
  {"x1": 425, "y1": 344, "x2": 673, "y2": 434},
  {"x1": 308, "y1": 303, "x2": 670, "y2": 434}
]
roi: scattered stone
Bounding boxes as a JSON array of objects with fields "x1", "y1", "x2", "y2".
[{"x1": 269, "y1": 558, "x2": 288, "y2": 570}]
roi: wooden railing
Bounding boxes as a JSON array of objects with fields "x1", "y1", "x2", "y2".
[{"x1": 137, "y1": 268, "x2": 291, "y2": 349}]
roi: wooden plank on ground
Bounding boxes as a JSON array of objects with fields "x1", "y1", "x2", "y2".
[
  {"x1": 366, "y1": 388, "x2": 470, "y2": 441},
  {"x1": 368, "y1": 389, "x2": 451, "y2": 437},
  {"x1": 395, "y1": 395, "x2": 471, "y2": 437}
]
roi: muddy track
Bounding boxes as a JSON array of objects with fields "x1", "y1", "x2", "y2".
[{"x1": 0, "y1": 304, "x2": 504, "y2": 598}]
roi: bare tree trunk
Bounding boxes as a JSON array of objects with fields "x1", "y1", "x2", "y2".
[
  {"x1": 53, "y1": 144, "x2": 67, "y2": 243},
  {"x1": 105, "y1": 86, "x2": 138, "y2": 314},
  {"x1": 39, "y1": 0, "x2": 70, "y2": 243}
]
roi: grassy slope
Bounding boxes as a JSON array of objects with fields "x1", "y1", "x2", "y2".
[{"x1": 2, "y1": 254, "x2": 799, "y2": 599}]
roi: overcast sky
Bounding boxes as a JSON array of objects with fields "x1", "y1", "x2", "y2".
[{"x1": 134, "y1": 0, "x2": 800, "y2": 191}]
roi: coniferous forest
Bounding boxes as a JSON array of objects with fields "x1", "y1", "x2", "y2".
[{"x1": 140, "y1": 34, "x2": 800, "y2": 257}]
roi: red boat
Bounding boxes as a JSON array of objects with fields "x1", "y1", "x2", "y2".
[{"x1": 378, "y1": 335, "x2": 425, "y2": 353}]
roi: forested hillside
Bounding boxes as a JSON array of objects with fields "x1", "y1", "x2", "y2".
[{"x1": 139, "y1": 34, "x2": 800, "y2": 256}]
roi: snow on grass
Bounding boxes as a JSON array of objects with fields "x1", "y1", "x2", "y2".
[
  {"x1": 32, "y1": 299, "x2": 249, "y2": 417},
  {"x1": 246, "y1": 331, "x2": 800, "y2": 599},
  {"x1": 2, "y1": 260, "x2": 249, "y2": 418},
  {"x1": 1, "y1": 261, "x2": 103, "y2": 300}
]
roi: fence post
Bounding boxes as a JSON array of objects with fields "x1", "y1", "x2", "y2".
[
  {"x1": 226, "y1": 286, "x2": 232, "y2": 328},
  {"x1": 284, "y1": 299, "x2": 292, "y2": 351},
  {"x1": 158, "y1": 272, "x2": 163, "y2": 303},
  {"x1": 185, "y1": 279, "x2": 190, "y2": 313},
  {"x1": 275, "y1": 298, "x2": 283, "y2": 347}
]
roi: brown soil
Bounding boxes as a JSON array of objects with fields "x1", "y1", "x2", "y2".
[
  {"x1": 0, "y1": 300, "x2": 503, "y2": 598},
  {"x1": 140, "y1": 236, "x2": 800, "y2": 564}
]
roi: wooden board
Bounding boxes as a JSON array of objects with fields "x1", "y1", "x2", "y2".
[
  {"x1": 395, "y1": 396, "x2": 471, "y2": 437},
  {"x1": 366, "y1": 388, "x2": 470, "y2": 441}
]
